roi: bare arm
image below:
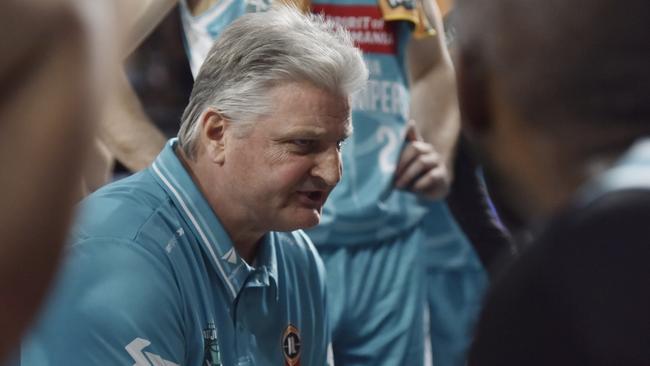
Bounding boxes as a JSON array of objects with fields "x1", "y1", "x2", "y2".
[
  {"x1": 115, "y1": 0, "x2": 179, "y2": 57},
  {"x1": 94, "y1": 0, "x2": 244, "y2": 185},
  {"x1": 96, "y1": 70, "x2": 167, "y2": 174},
  {"x1": 85, "y1": 0, "x2": 177, "y2": 190},
  {"x1": 0, "y1": 0, "x2": 117, "y2": 357},
  {"x1": 394, "y1": 0, "x2": 459, "y2": 199},
  {"x1": 407, "y1": 0, "x2": 460, "y2": 181},
  {"x1": 435, "y1": 0, "x2": 454, "y2": 17}
]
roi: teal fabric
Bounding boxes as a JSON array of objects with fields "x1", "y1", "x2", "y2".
[
  {"x1": 420, "y1": 203, "x2": 484, "y2": 270},
  {"x1": 425, "y1": 269, "x2": 487, "y2": 366},
  {"x1": 318, "y1": 227, "x2": 426, "y2": 366},
  {"x1": 420, "y1": 204, "x2": 488, "y2": 366},
  {"x1": 305, "y1": 1, "x2": 428, "y2": 246},
  {"x1": 22, "y1": 139, "x2": 329, "y2": 366}
]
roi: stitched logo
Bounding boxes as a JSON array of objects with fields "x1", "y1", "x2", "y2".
[{"x1": 203, "y1": 322, "x2": 222, "y2": 366}]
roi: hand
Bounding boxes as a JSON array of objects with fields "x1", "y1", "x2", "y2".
[{"x1": 394, "y1": 121, "x2": 450, "y2": 200}]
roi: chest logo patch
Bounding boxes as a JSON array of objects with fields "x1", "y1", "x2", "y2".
[{"x1": 282, "y1": 324, "x2": 301, "y2": 366}]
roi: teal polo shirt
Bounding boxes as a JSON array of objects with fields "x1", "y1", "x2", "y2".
[{"x1": 22, "y1": 139, "x2": 330, "y2": 366}]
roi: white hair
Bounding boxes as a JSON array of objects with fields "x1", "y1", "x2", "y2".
[{"x1": 178, "y1": 5, "x2": 368, "y2": 158}]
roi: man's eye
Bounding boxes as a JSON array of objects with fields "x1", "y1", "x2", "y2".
[
  {"x1": 292, "y1": 139, "x2": 313, "y2": 147},
  {"x1": 291, "y1": 139, "x2": 316, "y2": 149},
  {"x1": 336, "y1": 140, "x2": 346, "y2": 151}
]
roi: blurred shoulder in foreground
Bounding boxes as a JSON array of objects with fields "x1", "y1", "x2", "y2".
[{"x1": 0, "y1": 0, "x2": 119, "y2": 360}]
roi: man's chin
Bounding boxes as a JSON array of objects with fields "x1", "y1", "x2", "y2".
[
  {"x1": 273, "y1": 209, "x2": 321, "y2": 232},
  {"x1": 293, "y1": 209, "x2": 321, "y2": 229}
]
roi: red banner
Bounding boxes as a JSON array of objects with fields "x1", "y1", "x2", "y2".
[{"x1": 312, "y1": 4, "x2": 397, "y2": 54}]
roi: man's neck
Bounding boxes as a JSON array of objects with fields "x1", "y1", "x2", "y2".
[{"x1": 175, "y1": 146, "x2": 263, "y2": 264}]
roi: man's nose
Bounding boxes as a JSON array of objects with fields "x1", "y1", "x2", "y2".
[{"x1": 312, "y1": 147, "x2": 342, "y2": 187}]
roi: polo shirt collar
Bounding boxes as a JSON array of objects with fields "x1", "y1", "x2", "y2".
[
  {"x1": 150, "y1": 139, "x2": 279, "y2": 301},
  {"x1": 252, "y1": 233, "x2": 279, "y2": 288}
]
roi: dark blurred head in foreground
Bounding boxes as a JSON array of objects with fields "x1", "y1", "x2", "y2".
[{"x1": 455, "y1": 0, "x2": 650, "y2": 224}]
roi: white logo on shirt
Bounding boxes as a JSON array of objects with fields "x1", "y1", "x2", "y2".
[
  {"x1": 221, "y1": 248, "x2": 238, "y2": 264},
  {"x1": 165, "y1": 238, "x2": 177, "y2": 253},
  {"x1": 125, "y1": 338, "x2": 179, "y2": 366},
  {"x1": 166, "y1": 228, "x2": 186, "y2": 253}
]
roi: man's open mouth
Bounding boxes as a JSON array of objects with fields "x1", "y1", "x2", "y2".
[{"x1": 297, "y1": 190, "x2": 326, "y2": 208}]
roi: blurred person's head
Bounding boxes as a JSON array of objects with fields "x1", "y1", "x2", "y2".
[
  {"x1": 456, "y1": 0, "x2": 650, "y2": 223},
  {"x1": 175, "y1": 6, "x2": 367, "y2": 236}
]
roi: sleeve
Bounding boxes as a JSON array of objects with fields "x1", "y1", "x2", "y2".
[
  {"x1": 21, "y1": 238, "x2": 186, "y2": 366},
  {"x1": 446, "y1": 136, "x2": 516, "y2": 277}
]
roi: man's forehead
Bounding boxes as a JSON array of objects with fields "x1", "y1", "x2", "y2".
[
  {"x1": 275, "y1": 116, "x2": 353, "y2": 136},
  {"x1": 269, "y1": 81, "x2": 350, "y2": 110},
  {"x1": 255, "y1": 112, "x2": 348, "y2": 139}
]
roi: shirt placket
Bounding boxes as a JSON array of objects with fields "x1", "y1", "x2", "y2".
[{"x1": 232, "y1": 266, "x2": 273, "y2": 366}]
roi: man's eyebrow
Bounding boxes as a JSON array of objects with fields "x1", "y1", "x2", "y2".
[
  {"x1": 278, "y1": 121, "x2": 353, "y2": 139},
  {"x1": 280, "y1": 128, "x2": 327, "y2": 138}
]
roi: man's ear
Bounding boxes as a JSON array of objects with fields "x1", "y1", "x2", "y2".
[
  {"x1": 199, "y1": 108, "x2": 228, "y2": 164},
  {"x1": 456, "y1": 48, "x2": 492, "y2": 136}
]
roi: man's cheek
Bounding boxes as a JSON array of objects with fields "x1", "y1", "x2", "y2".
[{"x1": 275, "y1": 164, "x2": 311, "y2": 186}]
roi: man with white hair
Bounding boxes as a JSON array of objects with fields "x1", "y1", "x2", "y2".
[
  {"x1": 177, "y1": 1, "x2": 485, "y2": 365},
  {"x1": 21, "y1": 7, "x2": 367, "y2": 366},
  {"x1": 94, "y1": 1, "x2": 485, "y2": 364}
]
